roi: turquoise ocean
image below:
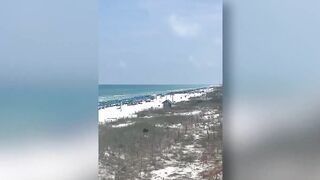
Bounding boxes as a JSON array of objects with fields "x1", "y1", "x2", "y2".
[{"x1": 98, "y1": 84, "x2": 209, "y2": 108}]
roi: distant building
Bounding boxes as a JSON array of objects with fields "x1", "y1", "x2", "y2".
[{"x1": 162, "y1": 100, "x2": 172, "y2": 109}]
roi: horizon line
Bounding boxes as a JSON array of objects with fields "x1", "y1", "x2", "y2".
[{"x1": 98, "y1": 83, "x2": 222, "y2": 86}]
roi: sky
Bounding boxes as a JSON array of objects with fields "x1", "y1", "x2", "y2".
[{"x1": 99, "y1": 0, "x2": 222, "y2": 85}]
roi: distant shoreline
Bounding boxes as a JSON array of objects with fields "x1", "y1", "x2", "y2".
[
  {"x1": 98, "y1": 85, "x2": 219, "y2": 123},
  {"x1": 98, "y1": 84, "x2": 219, "y2": 109}
]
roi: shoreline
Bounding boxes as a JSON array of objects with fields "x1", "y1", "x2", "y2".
[
  {"x1": 98, "y1": 85, "x2": 216, "y2": 108},
  {"x1": 98, "y1": 86, "x2": 216, "y2": 123}
]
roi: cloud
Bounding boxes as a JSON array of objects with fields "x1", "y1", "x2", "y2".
[{"x1": 168, "y1": 14, "x2": 201, "y2": 38}]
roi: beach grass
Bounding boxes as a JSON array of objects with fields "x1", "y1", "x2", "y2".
[{"x1": 99, "y1": 86, "x2": 223, "y2": 179}]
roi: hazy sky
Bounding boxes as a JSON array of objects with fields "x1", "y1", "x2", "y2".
[{"x1": 99, "y1": 0, "x2": 222, "y2": 84}]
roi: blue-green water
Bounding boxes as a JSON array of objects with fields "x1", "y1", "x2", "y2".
[{"x1": 98, "y1": 84, "x2": 209, "y2": 108}]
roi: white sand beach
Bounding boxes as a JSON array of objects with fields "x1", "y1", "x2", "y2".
[{"x1": 98, "y1": 87, "x2": 214, "y2": 123}]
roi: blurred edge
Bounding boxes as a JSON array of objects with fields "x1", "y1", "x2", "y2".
[
  {"x1": 224, "y1": 0, "x2": 320, "y2": 180},
  {"x1": 0, "y1": 0, "x2": 98, "y2": 179}
]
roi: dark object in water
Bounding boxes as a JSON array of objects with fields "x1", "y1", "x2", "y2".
[
  {"x1": 98, "y1": 95, "x2": 155, "y2": 109},
  {"x1": 143, "y1": 128, "x2": 149, "y2": 133}
]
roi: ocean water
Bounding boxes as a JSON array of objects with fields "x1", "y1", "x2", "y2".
[{"x1": 98, "y1": 84, "x2": 209, "y2": 108}]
